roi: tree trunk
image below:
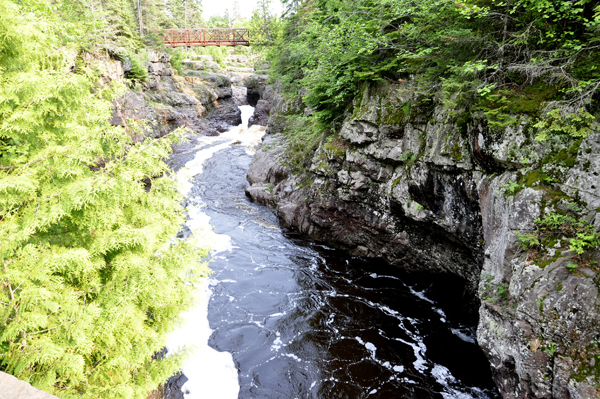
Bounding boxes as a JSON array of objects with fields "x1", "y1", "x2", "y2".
[{"x1": 137, "y1": 0, "x2": 143, "y2": 36}]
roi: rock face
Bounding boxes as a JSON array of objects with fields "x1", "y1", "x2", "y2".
[
  {"x1": 163, "y1": 372, "x2": 189, "y2": 399},
  {"x1": 248, "y1": 99, "x2": 271, "y2": 127},
  {"x1": 245, "y1": 81, "x2": 600, "y2": 397},
  {"x1": 0, "y1": 371, "x2": 58, "y2": 399},
  {"x1": 244, "y1": 74, "x2": 268, "y2": 107},
  {"x1": 106, "y1": 49, "x2": 240, "y2": 138}
]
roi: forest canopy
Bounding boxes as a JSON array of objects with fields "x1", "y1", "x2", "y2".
[{"x1": 272, "y1": 0, "x2": 600, "y2": 127}]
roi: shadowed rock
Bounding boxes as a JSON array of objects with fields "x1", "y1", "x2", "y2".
[{"x1": 248, "y1": 100, "x2": 271, "y2": 127}]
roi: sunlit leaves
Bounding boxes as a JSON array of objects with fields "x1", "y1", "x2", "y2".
[{"x1": 0, "y1": 1, "x2": 209, "y2": 397}]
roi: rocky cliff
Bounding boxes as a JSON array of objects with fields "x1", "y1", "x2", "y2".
[
  {"x1": 106, "y1": 49, "x2": 243, "y2": 138},
  {"x1": 245, "y1": 81, "x2": 600, "y2": 398}
]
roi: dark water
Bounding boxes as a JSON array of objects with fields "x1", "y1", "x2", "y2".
[{"x1": 179, "y1": 135, "x2": 500, "y2": 399}]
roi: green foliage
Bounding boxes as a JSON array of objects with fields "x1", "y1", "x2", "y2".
[
  {"x1": 167, "y1": 49, "x2": 185, "y2": 75},
  {"x1": 569, "y1": 231, "x2": 600, "y2": 255},
  {"x1": 534, "y1": 108, "x2": 596, "y2": 142},
  {"x1": 269, "y1": 0, "x2": 600, "y2": 129},
  {"x1": 566, "y1": 262, "x2": 578, "y2": 273},
  {"x1": 163, "y1": 0, "x2": 203, "y2": 29},
  {"x1": 276, "y1": 113, "x2": 323, "y2": 175},
  {"x1": 323, "y1": 142, "x2": 346, "y2": 158},
  {"x1": 534, "y1": 211, "x2": 600, "y2": 255},
  {"x1": 497, "y1": 282, "x2": 509, "y2": 301},
  {"x1": 126, "y1": 56, "x2": 149, "y2": 82},
  {"x1": 536, "y1": 212, "x2": 585, "y2": 232},
  {"x1": 501, "y1": 181, "x2": 522, "y2": 196},
  {"x1": 516, "y1": 232, "x2": 540, "y2": 249},
  {"x1": 0, "y1": 1, "x2": 209, "y2": 397},
  {"x1": 544, "y1": 342, "x2": 557, "y2": 356},
  {"x1": 398, "y1": 151, "x2": 418, "y2": 165},
  {"x1": 190, "y1": 46, "x2": 229, "y2": 66},
  {"x1": 248, "y1": 0, "x2": 282, "y2": 46},
  {"x1": 481, "y1": 275, "x2": 510, "y2": 303}
]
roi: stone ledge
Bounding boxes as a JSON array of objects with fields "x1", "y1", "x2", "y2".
[{"x1": 0, "y1": 372, "x2": 58, "y2": 399}]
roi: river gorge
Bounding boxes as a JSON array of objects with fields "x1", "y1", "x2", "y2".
[
  {"x1": 3, "y1": 2, "x2": 600, "y2": 398},
  {"x1": 164, "y1": 106, "x2": 499, "y2": 399}
]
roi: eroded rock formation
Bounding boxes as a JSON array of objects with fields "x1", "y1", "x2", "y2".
[
  {"x1": 245, "y1": 81, "x2": 600, "y2": 398},
  {"x1": 106, "y1": 49, "x2": 242, "y2": 138}
]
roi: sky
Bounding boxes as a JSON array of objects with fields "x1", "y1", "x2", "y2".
[{"x1": 203, "y1": 0, "x2": 284, "y2": 19}]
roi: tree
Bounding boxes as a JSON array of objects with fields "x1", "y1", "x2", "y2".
[
  {"x1": 269, "y1": 0, "x2": 600, "y2": 127},
  {"x1": 249, "y1": 0, "x2": 281, "y2": 45},
  {"x1": 165, "y1": 0, "x2": 203, "y2": 29},
  {"x1": 0, "y1": 1, "x2": 209, "y2": 397},
  {"x1": 226, "y1": 0, "x2": 241, "y2": 28},
  {"x1": 204, "y1": 14, "x2": 227, "y2": 28}
]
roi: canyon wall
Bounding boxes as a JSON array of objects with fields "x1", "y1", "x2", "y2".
[{"x1": 246, "y1": 81, "x2": 600, "y2": 398}]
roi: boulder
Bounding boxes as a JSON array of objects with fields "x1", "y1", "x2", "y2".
[
  {"x1": 205, "y1": 97, "x2": 242, "y2": 130},
  {"x1": 164, "y1": 372, "x2": 189, "y2": 399},
  {"x1": 182, "y1": 60, "x2": 205, "y2": 70},
  {"x1": 0, "y1": 371, "x2": 58, "y2": 399},
  {"x1": 248, "y1": 100, "x2": 271, "y2": 127}
]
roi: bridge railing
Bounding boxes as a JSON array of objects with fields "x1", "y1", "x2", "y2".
[{"x1": 161, "y1": 29, "x2": 250, "y2": 47}]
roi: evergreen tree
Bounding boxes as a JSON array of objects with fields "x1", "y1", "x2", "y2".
[
  {"x1": 0, "y1": 1, "x2": 210, "y2": 397},
  {"x1": 165, "y1": 0, "x2": 203, "y2": 29},
  {"x1": 227, "y1": 0, "x2": 241, "y2": 28},
  {"x1": 249, "y1": 0, "x2": 281, "y2": 45},
  {"x1": 270, "y1": 0, "x2": 600, "y2": 127}
]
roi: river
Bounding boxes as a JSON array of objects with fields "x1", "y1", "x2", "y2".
[{"x1": 167, "y1": 105, "x2": 500, "y2": 399}]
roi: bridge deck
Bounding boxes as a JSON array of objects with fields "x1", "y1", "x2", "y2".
[{"x1": 162, "y1": 29, "x2": 250, "y2": 47}]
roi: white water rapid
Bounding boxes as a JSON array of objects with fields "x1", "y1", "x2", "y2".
[{"x1": 167, "y1": 105, "x2": 265, "y2": 399}]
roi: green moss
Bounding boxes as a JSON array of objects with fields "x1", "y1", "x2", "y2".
[
  {"x1": 379, "y1": 100, "x2": 411, "y2": 125},
  {"x1": 540, "y1": 138, "x2": 583, "y2": 169},
  {"x1": 456, "y1": 112, "x2": 472, "y2": 136},
  {"x1": 351, "y1": 98, "x2": 363, "y2": 120},
  {"x1": 324, "y1": 142, "x2": 346, "y2": 158},
  {"x1": 508, "y1": 83, "x2": 559, "y2": 115},
  {"x1": 450, "y1": 140, "x2": 464, "y2": 161},
  {"x1": 519, "y1": 169, "x2": 551, "y2": 188},
  {"x1": 417, "y1": 134, "x2": 428, "y2": 160},
  {"x1": 476, "y1": 83, "x2": 559, "y2": 118},
  {"x1": 570, "y1": 341, "x2": 600, "y2": 385}
]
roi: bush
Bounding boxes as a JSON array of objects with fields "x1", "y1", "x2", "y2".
[
  {"x1": 0, "y1": 2, "x2": 209, "y2": 397},
  {"x1": 167, "y1": 48, "x2": 185, "y2": 75},
  {"x1": 126, "y1": 56, "x2": 148, "y2": 82}
]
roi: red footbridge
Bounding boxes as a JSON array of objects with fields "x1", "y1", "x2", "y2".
[{"x1": 161, "y1": 29, "x2": 250, "y2": 47}]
